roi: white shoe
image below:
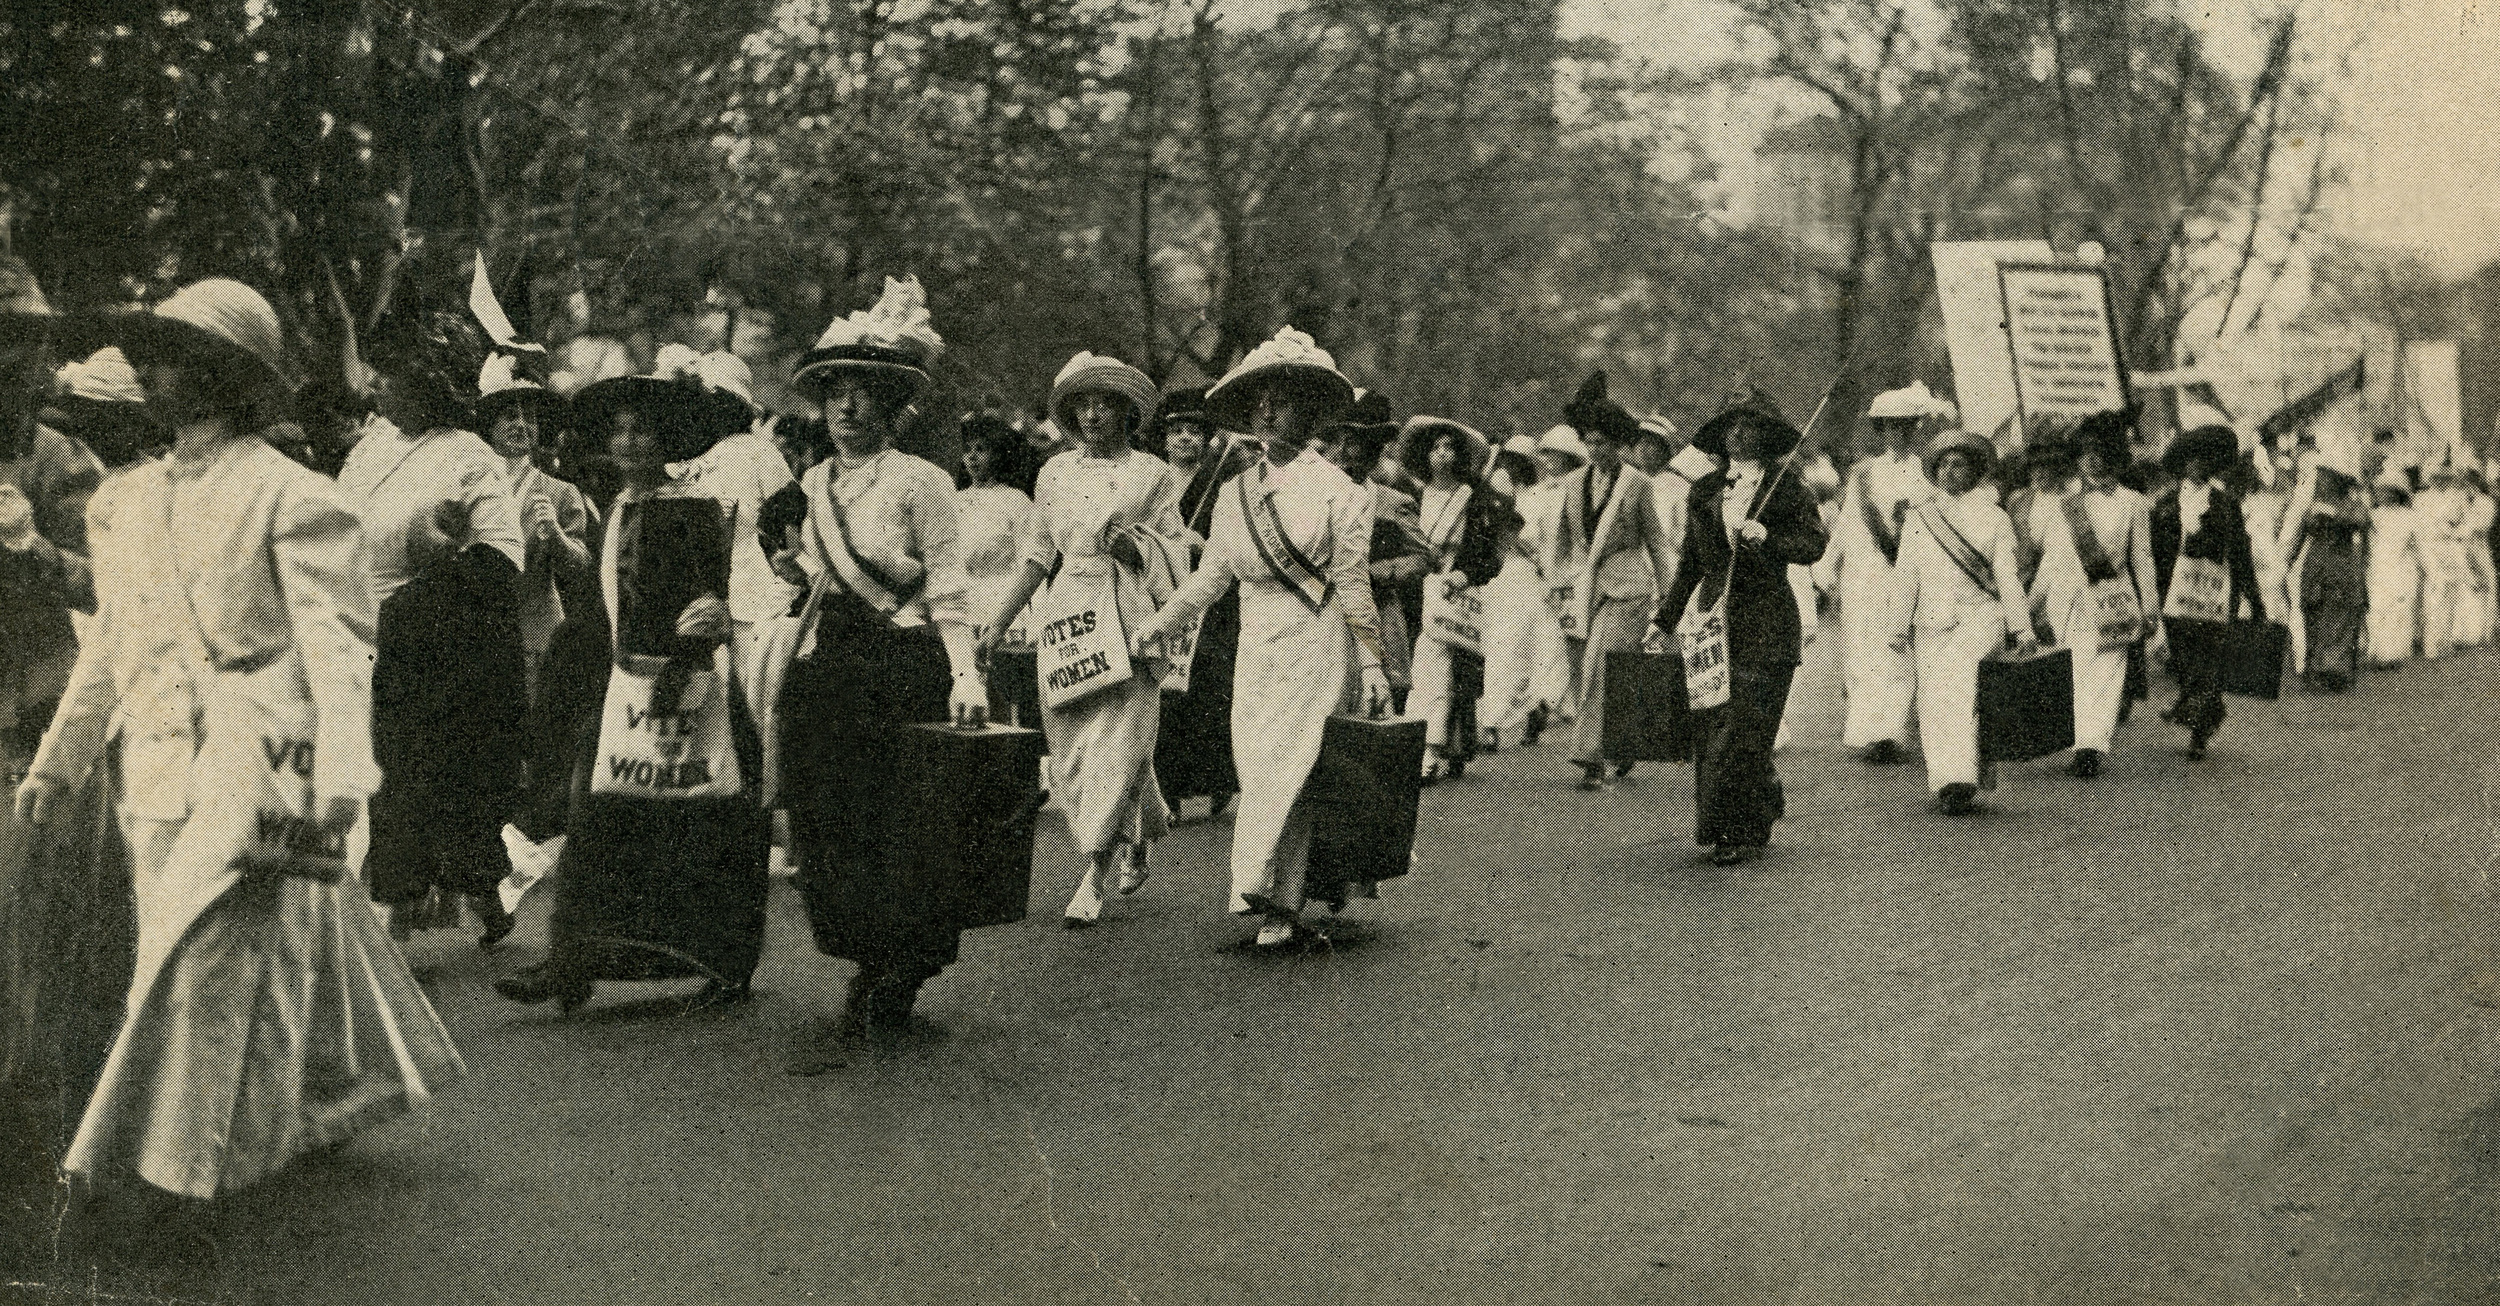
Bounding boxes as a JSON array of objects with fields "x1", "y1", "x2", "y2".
[
  {"x1": 1255, "y1": 920, "x2": 1296, "y2": 947},
  {"x1": 1063, "y1": 878, "x2": 1104, "y2": 928}
]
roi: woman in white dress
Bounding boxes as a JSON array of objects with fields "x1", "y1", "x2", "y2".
[
  {"x1": 955, "y1": 414, "x2": 1036, "y2": 651},
  {"x1": 2365, "y1": 473, "x2": 2423, "y2": 667},
  {"x1": 976, "y1": 354, "x2": 1188, "y2": 927},
  {"x1": 16, "y1": 280, "x2": 460, "y2": 1226},
  {"x1": 1129, "y1": 329, "x2": 1390, "y2": 947},
  {"x1": 2019, "y1": 416, "x2": 2157, "y2": 779},
  {"x1": 1887, "y1": 431, "x2": 2034, "y2": 814}
]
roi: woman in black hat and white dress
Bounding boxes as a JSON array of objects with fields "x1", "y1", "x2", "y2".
[
  {"x1": 2018, "y1": 411, "x2": 2157, "y2": 778},
  {"x1": 773, "y1": 278, "x2": 991, "y2": 1066},
  {"x1": 976, "y1": 353, "x2": 1189, "y2": 927},
  {"x1": 1654, "y1": 394, "x2": 1828, "y2": 865},
  {"x1": 1129, "y1": 328, "x2": 1391, "y2": 945}
]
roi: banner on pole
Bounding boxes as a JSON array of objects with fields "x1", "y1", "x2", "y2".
[
  {"x1": 1931, "y1": 240, "x2": 2054, "y2": 446},
  {"x1": 1997, "y1": 262, "x2": 2130, "y2": 430}
]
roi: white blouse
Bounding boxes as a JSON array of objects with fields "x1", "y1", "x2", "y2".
[{"x1": 793, "y1": 448, "x2": 970, "y2": 629}]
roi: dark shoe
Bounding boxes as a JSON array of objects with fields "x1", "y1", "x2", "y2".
[
  {"x1": 1862, "y1": 740, "x2": 1906, "y2": 766},
  {"x1": 473, "y1": 895, "x2": 516, "y2": 950},
  {"x1": 1612, "y1": 761, "x2": 1636, "y2": 779},
  {"x1": 494, "y1": 967, "x2": 592, "y2": 1013},
  {"x1": 1209, "y1": 793, "x2": 1233, "y2": 817},
  {"x1": 1937, "y1": 783, "x2": 1979, "y2": 816},
  {"x1": 1522, "y1": 706, "x2": 1547, "y2": 747},
  {"x1": 682, "y1": 978, "x2": 753, "y2": 1012},
  {"x1": 2066, "y1": 749, "x2": 2102, "y2": 779},
  {"x1": 1575, "y1": 764, "x2": 1607, "y2": 792},
  {"x1": 784, "y1": 1015, "x2": 863, "y2": 1076},
  {"x1": 1709, "y1": 844, "x2": 1762, "y2": 867},
  {"x1": 1446, "y1": 758, "x2": 1466, "y2": 780}
]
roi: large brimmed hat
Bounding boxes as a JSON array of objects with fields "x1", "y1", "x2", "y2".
[
  {"x1": 793, "y1": 275, "x2": 943, "y2": 407},
  {"x1": 1323, "y1": 389, "x2": 1400, "y2": 455},
  {"x1": 57, "y1": 346, "x2": 145, "y2": 405},
  {"x1": 1690, "y1": 385, "x2": 1799, "y2": 460},
  {"x1": 472, "y1": 352, "x2": 567, "y2": 428},
  {"x1": 1399, "y1": 415, "x2": 1491, "y2": 481},
  {"x1": 2161, "y1": 424, "x2": 2238, "y2": 478},
  {"x1": 573, "y1": 344, "x2": 742, "y2": 462},
  {"x1": 2074, "y1": 407, "x2": 2136, "y2": 468},
  {"x1": 1922, "y1": 428, "x2": 1996, "y2": 482},
  {"x1": 112, "y1": 277, "x2": 296, "y2": 400},
  {"x1": 1204, "y1": 326, "x2": 1355, "y2": 431},
  {"x1": 1535, "y1": 423, "x2": 1588, "y2": 463},
  {"x1": 1562, "y1": 370, "x2": 1644, "y2": 446},
  {"x1": 1867, "y1": 381, "x2": 1957, "y2": 424},
  {"x1": 1153, "y1": 383, "x2": 1213, "y2": 438},
  {"x1": 1049, "y1": 352, "x2": 1159, "y2": 438}
]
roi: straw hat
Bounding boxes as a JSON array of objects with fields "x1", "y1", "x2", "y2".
[
  {"x1": 1922, "y1": 428, "x2": 1996, "y2": 483},
  {"x1": 112, "y1": 278, "x2": 295, "y2": 400},
  {"x1": 792, "y1": 275, "x2": 943, "y2": 407},
  {"x1": 1204, "y1": 327, "x2": 1355, "y2": 431},
  {"x1": 1535, "y1": 423, "x2": 1588, "y2": 462},
  {"x1": 1049, "y1": 352, "x2": 1159, "y2": 439}
]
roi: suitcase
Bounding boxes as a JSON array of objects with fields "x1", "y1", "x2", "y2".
[
  {"x1": 1304, "y1": 714, "x2": 1427, "y2": 901},
  {"x1": 891, "y1": 723, "x2": 1048, "y2": 931},
  {"x1": 986, "y1": 644, "x2": 1047, "y2": 739},
  {"x1": 2220, "y1": 619, "x2": 2287, "y2": 700},
  {"x1": 1600, "y1": 650, "x2": 1694, "y2": 763},
  {"x1": 1978, "y1": 646, "x2": 2075, "y2": 763}
]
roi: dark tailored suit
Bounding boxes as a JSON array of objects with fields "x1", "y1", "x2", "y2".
[
  {"x1": 2149, "y1": 486, "x2": 2265, "y2": 739},
  {"x1": 1657, "y1": 466, "x2": 1828, "y2": 849}
]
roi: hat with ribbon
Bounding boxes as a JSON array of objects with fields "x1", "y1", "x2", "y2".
[
  {"x1": 1049, "y1": 352, "x2": 1160, "y2": 439},
  {"x1": 793, "y1": 275, "x2": 943, "y2": 407},
  {"x1": 1922, "y1": 428, "x2": 1997, "y2": 483},
  {"x1": 1690, "y1": 385, "x2": 1800, "y2": 460},
  {"x1": 1205, "y1": 326, "x2": 1355, "y2": 431}
]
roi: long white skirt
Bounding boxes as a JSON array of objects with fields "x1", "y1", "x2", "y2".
[
  {"x1": 69, "y1": 817, "x2": 463, "y2": 1198},
  {"x1": 1227, "y1": 586, "x2": 1360, "y2": 914},
  {"x1": 2366, "y1": 560, "x2": 2421, "y2": 663},
  {"x1": 1475, "y1": 555, "x2": 1542, "y2": 735},
  {"x1": 1913, "y1": 619, "x2": 2000, "y2": 791},
  {"x1": 2049, "y1": 588, "x2": 2130, "y2": 755},
  {"x1": 1836, "y1": 555, "x2": 1914, "y2": 747}
]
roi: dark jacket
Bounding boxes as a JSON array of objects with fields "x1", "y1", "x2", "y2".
[
  {"x1": 2151, "y1": 485, "x2": 2266, "y2": 622},
  {"x1": 1658, "y1": 467, "x2": 1829, "y2": 669}
]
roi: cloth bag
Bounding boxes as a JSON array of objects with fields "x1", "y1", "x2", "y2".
[
  {"x1": 2163, "y1": 556, "x2": 2232, "y2": 624},
  {"x1": 1678, "y1": 593, "x2": 1732, "y2": 711},
  {"x1": 1420, "y1": 572, "x2": 1486, "y2": 655},
  {"x1": 1031, "y1": 568, "x2": 1133, "y2": 711},
  {"x1": 2085, "y1": 579, "x2": 2144, "y2": 653},
  {"x1": 589, "y1": 650, "x2": 743, "y2": 800}
]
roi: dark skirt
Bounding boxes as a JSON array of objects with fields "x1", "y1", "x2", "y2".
[
  {"x1": 546, "y1": 793, "x2": 772, "y2": 986},
  {"x1": 2165, "y1": 618, "x2": 2228, "y2": 736},
  {"x1": 1692, "y1": 663, "x2": 1797, "y2": 849},
  {"x1": 1156, "y1": 588, "x2": 1240, "y2": 804},
  {"x1": 779, "y1": 596, "x2": 962, "y2": 976},
  {"x1": 2301, "y1": 534, "x2": 2365, "y2": 686},
  {"x1": 367, "y1": 546, "x2": 527, "y2": 906}
]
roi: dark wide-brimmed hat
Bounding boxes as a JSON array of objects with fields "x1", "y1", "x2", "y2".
[
  {"x1": 1562, "y1": 371, "x2": 1644, "y2": 447},
  {"x1": 2162, "y1": 424, "x2": 2239, "y2": 478},
  {"x1": 573, "y1": 345, "x2": 750, "y2": 463},
  {"x1": 1204, "y1": 326, "x2": 1356, "y2": 432},
  {"x1": 110, "y1": 278, "x2": 297, "y2": 402},
  {"x1": 792, "y1": 275, "x2": 942, "y2": 408},
  {"x1": 1400, "y1": 415, "x2": 1492, "y2": 482},
  {"x1": 1922, "y1": 428, "x2": 1997, "y2": 483},
  {"x1": 471, "y1": 352, "x2": 569, "y2": 430},
  {"x1": 1690, "y1": 385, "x2": 1800, "y2": 461},
  {"x1": 1321, "y1": 389, "x2": 1399, "y2": 458}
]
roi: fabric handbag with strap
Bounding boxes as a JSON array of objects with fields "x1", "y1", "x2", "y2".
[
  {"x1": 589, "y1": 650, "x2": 744, "y2": 800},
  {"x1": 1676, "y1": 585, "x2": 1731, "y2": 710},
  {"x1": 1030, "y1": 565, "x2": 1133, "y2": 710},
  {"x1": 2062, "y1": 493, "x2": 2143, "y2": 652},
  {"x1": 1420, "y1": 571, "x2": 1486, "y2": 655}
]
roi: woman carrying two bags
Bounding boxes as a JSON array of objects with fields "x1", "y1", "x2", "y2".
[{"x1": 976, "y1": 354, "x2": 1189, "y2": 928}]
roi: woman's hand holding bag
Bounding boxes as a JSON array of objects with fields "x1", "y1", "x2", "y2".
[{"x1": 674, "y1": 594, "x2": 731, "y2": 643}]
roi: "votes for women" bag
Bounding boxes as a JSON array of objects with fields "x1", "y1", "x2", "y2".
[
  {"x1": 2162, "y1": 555, "x2": 2231, "y2": 625},
  {"x1": 590, "y1": 650, "x2": 744, "y2": 800},
  {"x1": 1678, "y1": 591, "x2": 1732, "y2": 711},
  {"x1": 1031, "y1": 568, "x2": 1133, "y2": 711},
  {"x1": 1420, "y1": 571, "x2": 1486, "y2": 655}
]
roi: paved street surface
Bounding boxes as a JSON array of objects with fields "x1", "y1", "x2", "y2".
[{"x1": 15, "y1": 629, "x2": 2500, "y2": 1305}]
